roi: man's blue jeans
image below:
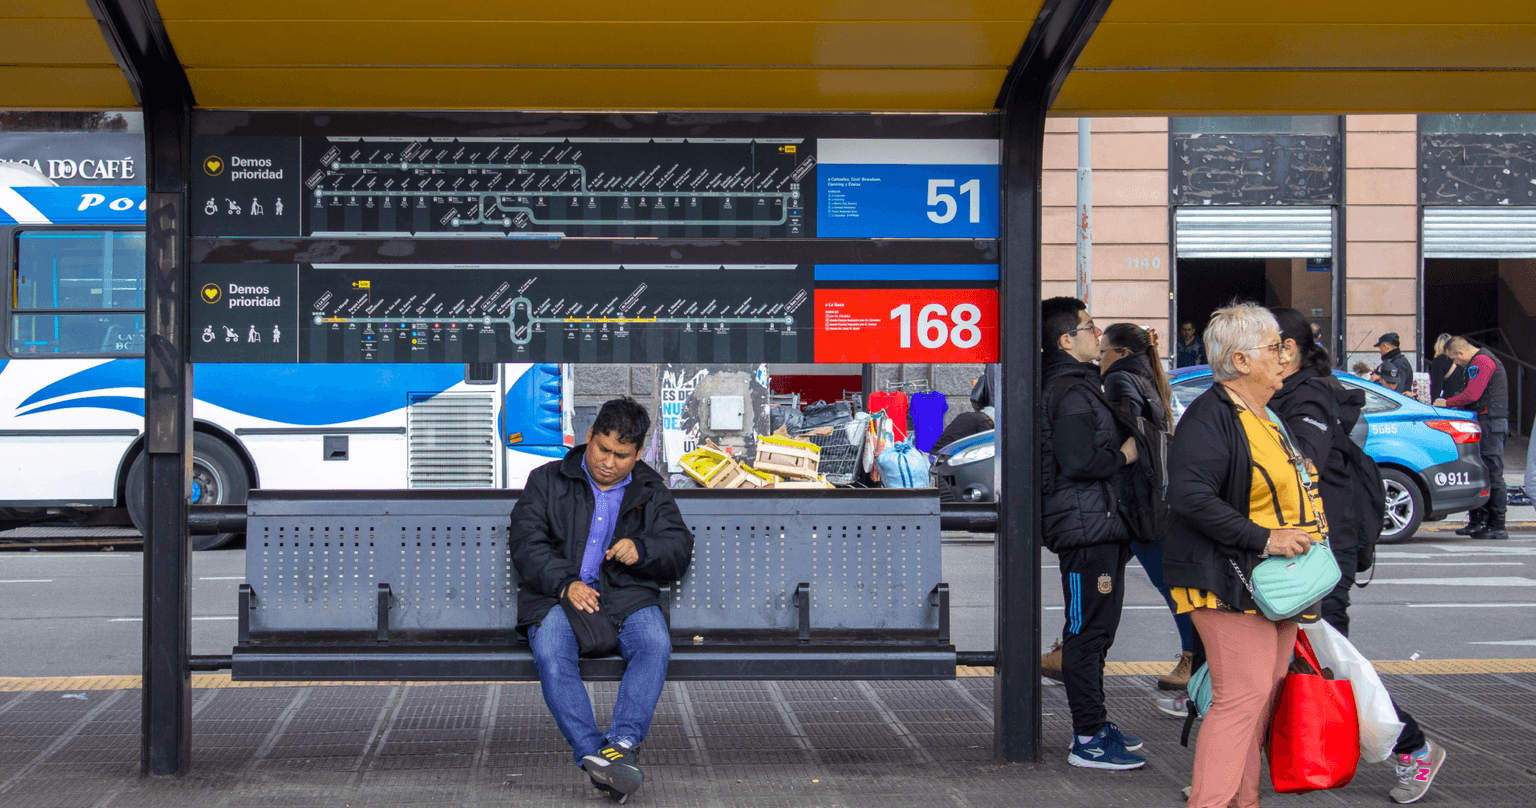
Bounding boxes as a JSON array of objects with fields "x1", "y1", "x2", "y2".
[{"x1": 529, "y1": 604, "x2": 671, "y2": 765}]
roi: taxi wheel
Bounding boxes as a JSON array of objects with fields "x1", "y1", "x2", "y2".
[
  {"x1": 1379, "y1": 468, "x2": 1423, "y2": 544},
  {"x1": 125, "y1": 434, "x2": 250, "y2": 551}
]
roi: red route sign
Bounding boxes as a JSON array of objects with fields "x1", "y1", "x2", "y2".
[{"x1": 814, "y1": 288, "x2": 999, "y2": 363}]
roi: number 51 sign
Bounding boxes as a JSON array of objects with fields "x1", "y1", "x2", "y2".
[{"x1": 815, "y1": 289, "x2": 998, "y2": 362}]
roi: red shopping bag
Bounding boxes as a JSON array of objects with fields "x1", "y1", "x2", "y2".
[{"x1": 1268, "y1": 631, "x2": 1360, "y2": 793}]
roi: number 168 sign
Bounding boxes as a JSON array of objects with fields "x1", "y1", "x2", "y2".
[{"x1": 814, "y1": 289, "x2": 998, "y2": 362}]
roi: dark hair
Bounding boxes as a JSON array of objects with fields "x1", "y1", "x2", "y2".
[
  {"x1": 591, "y1": 397, "x2": 650, "y2": 447},
  {"x1": 1102, "y1": 323, "x2": 1173, "y2": 430},
  {"x1": 1042, "y1": 296, "x2": 1087, "y2": 350},
  {"x1": 1270, "y1": 307, "x2": 1332, "y2": 376},
  {"x1": 1179, "y1": 319, "x2": 1195, "y2": 328}
]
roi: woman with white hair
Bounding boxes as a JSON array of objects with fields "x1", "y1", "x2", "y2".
[{"x1": 1163, "y1": 303, "x2": 1320, "y2": 808}]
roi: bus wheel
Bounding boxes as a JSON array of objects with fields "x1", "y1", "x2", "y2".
[{"x1": 126, "y1": 434, "x2": 251, "y2": 551}]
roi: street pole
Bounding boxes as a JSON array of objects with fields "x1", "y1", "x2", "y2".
[{"x1": 1076, "y1": 118, "x2": 1092, "y2": 307}]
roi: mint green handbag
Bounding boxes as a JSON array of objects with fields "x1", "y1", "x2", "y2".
[{"x1": 1228, "y1": 409, "x2": 1342, "y2": 621}]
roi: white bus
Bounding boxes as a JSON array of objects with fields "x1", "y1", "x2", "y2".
[{"x1": 1, "y1": 182, "x2": 569, "y2": 548}]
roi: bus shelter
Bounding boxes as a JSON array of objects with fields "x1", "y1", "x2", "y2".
[{"x1": 3, "y1": 0, "x2": 1536, "y2": 777}]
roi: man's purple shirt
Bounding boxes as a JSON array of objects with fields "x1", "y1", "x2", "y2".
[{"x1": 579, "y1": 457, "x2": 631, "y2": 586}]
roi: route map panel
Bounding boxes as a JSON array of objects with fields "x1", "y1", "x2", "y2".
[
  {"x1": 188, "y1": 262, "x2": 999, "y2": 365},
  {"x1": 192, "y1": 136, "x2": 811, "y2": 239}
]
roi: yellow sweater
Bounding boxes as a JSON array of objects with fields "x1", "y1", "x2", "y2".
[{"x1": 1173, "y1": 407, "x2": 1325, "y2": 614}]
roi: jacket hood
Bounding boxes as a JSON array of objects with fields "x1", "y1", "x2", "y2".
[
  {"x1": 1276, "y1": 366, "x2": 1323, "y2": 398},
  {"x1": 1105, "y1": 351, "x2": 1154, "y2": 381}
]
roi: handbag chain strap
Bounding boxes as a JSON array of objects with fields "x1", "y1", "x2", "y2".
[{"x1": 1227, "y1": 405, "x2": 1334, "y2": 596}]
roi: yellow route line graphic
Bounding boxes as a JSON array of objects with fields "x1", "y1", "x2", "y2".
[{"x1": 5, "y1": 660, "x2": 1536, "y2": 690}]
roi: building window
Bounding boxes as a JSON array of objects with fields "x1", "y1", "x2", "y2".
[{"x1": 1169, "y1": 116, "x2": 1338, "y2": 136}]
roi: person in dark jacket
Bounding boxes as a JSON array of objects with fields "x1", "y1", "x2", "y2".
[
  {"x1": 1269, "y1": 307, "x2": 1446, "y2": 804},
  {"x1": 1162, "y1": 303, "x2": 1316, "y2": 808},
  {"x1": 1370, "y1": 332, "x2": 1414, "y2": 395},
  {"x1": 1176, "y1": 320, "x2": 1208, "y2": 368},
  {"x1": 1039, "y1": 297, "x2": 1144, "y2": 771},
  {"x1": 1100, "y1": 323, "x2": 1196, "y2": 695},
  {"x1": 511, "y1": 397, "x2": 694, "y2": 802},
  {"x1": 1429, "y1": 333, "x2": 1467, "y2": 402}
]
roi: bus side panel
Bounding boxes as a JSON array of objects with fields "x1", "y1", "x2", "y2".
[
  {"x1": 239, "y1": 434, "x2": 408, "y2": 490},
  {"x1": 0, "y1": 358, "x2": 142, "y2": 503}
]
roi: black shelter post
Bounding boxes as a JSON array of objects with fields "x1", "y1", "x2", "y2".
[
  {"x1": 994, "y1": 0, "x2": 1114, "y2": 763},
  {"x1": 87, "y1": 0, "x2": 197, "y2": 776}
]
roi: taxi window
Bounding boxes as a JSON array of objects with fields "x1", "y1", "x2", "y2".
[{"x1": 1170, "y1": 374, "x2": 1214, "y2": 425}]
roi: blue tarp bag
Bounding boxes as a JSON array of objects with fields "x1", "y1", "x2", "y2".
[{"x1": 875, "y1": 442, "x2": 930, "y2": 488}]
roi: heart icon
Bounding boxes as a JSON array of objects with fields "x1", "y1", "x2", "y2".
[
  {"x1": 201, "y1": 284, "x2": 221, "y2": 303},
  {"x1": 203, "y1": 157, "x2": 224, "y2": 176}
]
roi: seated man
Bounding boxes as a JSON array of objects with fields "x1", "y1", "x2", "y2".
[{"x1": 511, "y1": 397, "x2": 694, "y2": 803}]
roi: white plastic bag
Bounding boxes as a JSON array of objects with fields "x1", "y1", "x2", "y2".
[{"x1": 1300, "y1": 620, "x2": 1405, "y2": 762}]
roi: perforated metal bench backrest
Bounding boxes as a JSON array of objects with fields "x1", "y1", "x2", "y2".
[{"x1": 245, "y1": 490, "x2": 940, "y2": 635}]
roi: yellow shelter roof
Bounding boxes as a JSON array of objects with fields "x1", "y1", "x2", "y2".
[
  {"x1": 5, "y1": 1, "x2": 1536, "y2": 114},
  {"x1": 0, "y1": 1, "x2": 136, "y2": 108}
]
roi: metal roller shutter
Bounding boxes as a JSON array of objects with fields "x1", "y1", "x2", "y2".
[
  {"x1": 1175, "y1": 207, "x2": 1333, "y2": 258},
  {"x1": 1422, "y1": 207, "x2": 1536, "y2": 258}
]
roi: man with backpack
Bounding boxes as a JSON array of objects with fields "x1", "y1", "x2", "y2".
[{"x1": 1039, "y1": 297, "x2": 1145, "y2": 771}]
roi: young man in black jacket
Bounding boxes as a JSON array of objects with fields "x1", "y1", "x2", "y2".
[
  {"x1": 511, "y1": 397, "x2": 694, "y2": 803},
  {"x1": 1039, "y1": 297, "x2": 1144, "y2": 770}
]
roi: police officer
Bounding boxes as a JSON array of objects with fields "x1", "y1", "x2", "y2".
[
  {"x1": 1436, "y1": 337, "x2": 1510, "y2": 541},
  {"x1": 1370, "y1": 332, "x2": 1414, "y2": 394}
]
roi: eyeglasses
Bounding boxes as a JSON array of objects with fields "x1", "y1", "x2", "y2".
[
  {"x1": 1245, "y1": 341, "x2": 1285, "y2": 356},
  {"x1": 1065, "y1": 321, "x2": 1100, "y2": 336}
]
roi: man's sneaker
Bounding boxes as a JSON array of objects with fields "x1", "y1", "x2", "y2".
[
  {"x1": 1067, "y1": 725, "x2": 1147, "y2": 770},
  {"x1": 1471, "y1": 526, "x2": 1509, "y2": 541},
  {"x1": 582, "y1": 743, "x2": 643, "y2": 802},
  {"x1": 1155, "y1": 692, "x2": 1193, "y2": 719},
  {"x1": 1041, "y1": 639, "x2": 1065, "y2": 684},
  {"x1": 1158, "y1": 652, "x2": 1194, "y2": 691},
  {"x1": 1390, "y1": 740, "x2": 1446, "y2": 804},
  {"x1": 1103, "y1": 721, "x2": 1143, "y2": 751}
]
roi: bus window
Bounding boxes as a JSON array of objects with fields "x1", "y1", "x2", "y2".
[{"x1": 9, "y1": 230, "x2": 145, "y2": 356}]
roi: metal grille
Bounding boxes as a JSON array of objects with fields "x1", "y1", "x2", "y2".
[
  {"x1": 407, "y1": 392, "x2": 496, "y2": 488},
  {"x1": 1175, "y1": 206, "x2": 1333, "y2": 258},
  {"x1": 248, "y1": 498, "x2": 516, "y2": 633},
  {"x1": 1423, "y1": 207, "x2": 1536, "y2": 258},
  {"x1": 672, "y1": 493, "x2": 940, "y2": 632}
]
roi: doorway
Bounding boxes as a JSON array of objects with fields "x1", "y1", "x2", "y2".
[{"x1": 1175, "y1": 257, "x2": 1335, "y2": 358}]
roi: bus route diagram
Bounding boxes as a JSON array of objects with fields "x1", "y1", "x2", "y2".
[{"x1": 303, "y1": 137, "x2": 814, "y2": 238}]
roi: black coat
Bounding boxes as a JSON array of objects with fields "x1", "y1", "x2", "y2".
[
  {"x1": 1040, "y1": 350, "x2": 1131, "y2": 553},
  {"x1": 510, "y1": 445, "x2": 694, "y2": 634},
  {"x1": 1103, "y1": 353, "x2": 1168, "y2": 429},
  {"x1": 1162, "y1": 383, "x2": 1269, "y2": 612},
  {"x1": 1269, "y1": 368, "x2": 1361, "y2": 550}
]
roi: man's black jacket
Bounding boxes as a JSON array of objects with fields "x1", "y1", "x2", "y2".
[
  {"x1": 510, "y1": 445, "x2": 694, "y2": 635},
  {"x1": 1162, "y1": 383, "x2": 1268, "y2": 612},
  {"x1": 1040, "y1": 349, "x2": 1130, "y2": 553},
  {"x1": 1376, "y1": 348, "x2": 1413, "y2": 394},
  {"x1": 1269, "y1": 368, "x2": 1361, "y2": 550}
]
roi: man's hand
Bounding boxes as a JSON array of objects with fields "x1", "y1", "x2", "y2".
[
  {"x1": 1433, "y1": 398, "x2": 1447, "y2": 407},
  {"x1": 562, "y1": 580, "x2": 600, "y2": 613},
  {"x1": 1120, "y1": 436, "x2": 1139, "y2": 465},
  {"x1": 605, "y1": 538, "x2": 639, "y2": 566}
]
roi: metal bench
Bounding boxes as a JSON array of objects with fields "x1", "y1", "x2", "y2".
[{"x1": 230, "y1": 488, "x2": 954, "y2": 681}]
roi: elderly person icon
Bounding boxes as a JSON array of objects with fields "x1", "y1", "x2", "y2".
[{"x1": 1161, "y1": 303, "x2": 1323, "y2": 808}]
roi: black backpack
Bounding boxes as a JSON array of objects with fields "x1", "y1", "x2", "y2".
[{"x1": 1328, "y1": 377, "x2": 1386, "y2": 576}]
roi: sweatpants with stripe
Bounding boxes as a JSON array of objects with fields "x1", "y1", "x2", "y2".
[{"x1": 1057, "y1": 542, "x2": 1132, "y2": 737}]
